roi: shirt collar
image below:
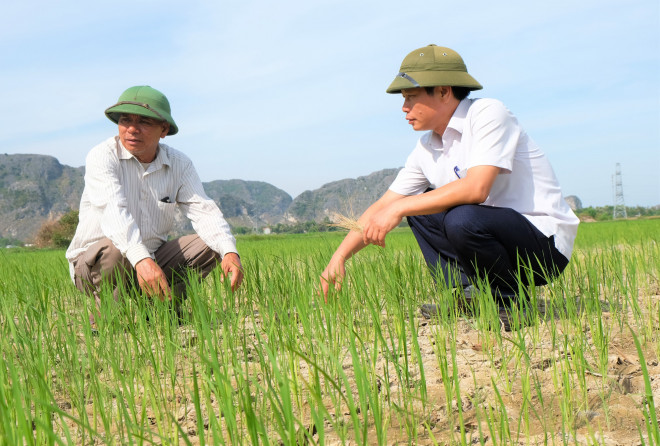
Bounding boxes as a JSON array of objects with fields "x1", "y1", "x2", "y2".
[
  {"x1": 445, "y1": 98, "x2": 472, "y2": 136},
  {"x1": 157, "y1": 144, "x2": 171, "y2": 167},
  {"x1": 419, "y1": 98, "x2": 473, "y2": 152},
  {"x1": 116, "y1": 137, "x2": 133, "y2": 160}
]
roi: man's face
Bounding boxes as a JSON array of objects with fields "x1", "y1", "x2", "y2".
[
  {"x1": 118, "y1": 114, "x2": 170, "y2": 162},
  {"x1": 401, "y1": 87, "x2": 449, "y2": 133}
]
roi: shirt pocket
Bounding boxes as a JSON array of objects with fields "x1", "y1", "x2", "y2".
[{"x1": 155, "y1": 200, "x2": 177, "y2": 235}]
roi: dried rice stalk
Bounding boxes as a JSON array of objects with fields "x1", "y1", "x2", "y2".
[{"x1": 329, "y1": 212, "x2": 363, "y2": 232}]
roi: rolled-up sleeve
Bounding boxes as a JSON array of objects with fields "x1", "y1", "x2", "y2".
[{"x1": 175, "y1": 160, "x2": 237, "y2": 258}]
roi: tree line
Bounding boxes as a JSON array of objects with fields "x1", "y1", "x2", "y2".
[
  {"x1": 4, "y1": 205, "x2": 659, "y2": 249},
  {"x1": 575, "y1": 205, "x2": 660, "y2": 221}
]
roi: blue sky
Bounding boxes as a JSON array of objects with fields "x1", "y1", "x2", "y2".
[{"x1": 1, "y1": 0, "x2": 658, "y2": 207}]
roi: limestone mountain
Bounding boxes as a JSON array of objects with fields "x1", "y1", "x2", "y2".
[
  {"x1": 199, "y1": 179, "x2": 293, "y2": 228},
  {"x1": 0, "y1": 155, "x2": 297, "y2": 241},
  {"x1": 564, "y1": 195, "x2": 583, "y2": 211},
  {"x1": 0, "y1": 154, "x2": 84, "y2": 242},
  {"x1": 0, "y1": 153, "x2": 588, "y2": 243},
  {"x1": 286, "y1": 168, "x2": 400, "y2": 222},
  {"x1": 0, "y1": 154, "x2": 404, "y2": 242}
]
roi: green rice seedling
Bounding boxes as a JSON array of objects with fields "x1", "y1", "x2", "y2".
[
  {"x1": 585, "y1": 297, "x2": 613, "y2": 418},
  {"x1": 299, "y1": 359, "x2": 327, "y2": 445},
  {"x1": 431, "y1": 317, "x2": 469, "y2": 444},
  {"x1": 348, "y1": 260, "x2": 398, "y2": 439},
  {"x1": 262, "y1": 339, "x2": 300, "y2": 443},
  {"x1": 1, "y1": 347, "x2": 32, "y2": 445},
  {"x1": 489, "y1": 377, "x2": 512, "y2": 445},
  {"x1": 194, "y1": 319, "x2": 242, "y2": 442},
  {"x1": 506, "y1": 335, "x2": 536, "y2": 440},
  {"x1": 629, "y1": 324, "x2": 660, "y2": 445},
  {"x1": 557, "y1": 359, "x2": 575, "y2": 445},
  {"x1": 449, "y1": 326, "x2": 468, "y2": 445},
  {"x1": 1, "y1": 220, "x2": 659, "y2": 444},
  {"x1": 290, "y1": 340, "x2": 352, "y2": 443},
  {"x1": 347, "y1": 325, "x2": 386, "y2": 444}
]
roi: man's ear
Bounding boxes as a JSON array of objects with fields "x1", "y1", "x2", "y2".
[
  {"x1": 160, "y1": 122, "x2": 170, "y2": 138},
  {"x1": 438, "y1": 86, "x2": 451, "y2": 98}
]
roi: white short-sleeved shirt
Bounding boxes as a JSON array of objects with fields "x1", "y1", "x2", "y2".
[{"x1": 389, "y1": 98, "x2": 579, "y2": 260}]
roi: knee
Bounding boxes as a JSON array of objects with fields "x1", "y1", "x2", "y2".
[
  {"x1": 407, "y1": 212, "x2": 449, "y2": 232},
  {"x1": 97, "y1": 243, "x2": 130, "y2": 277},
  {"x1": 407, "y1": 215, "x2": 425, "y2": 230},
  {"x1": 444, "y1": 205, "x2": 483, "y2": 241},
  {"x1": 195, "y1": 237, "x2": 221, "y2": 266}
]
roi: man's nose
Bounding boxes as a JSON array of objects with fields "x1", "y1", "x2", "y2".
[{"x1": 126, "y1": 121, "x2": 140, "y2": 132}]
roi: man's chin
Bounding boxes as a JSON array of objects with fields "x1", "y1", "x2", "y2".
[{"x1": 409, "y1": 121, "x2": 423, "y2": 131}]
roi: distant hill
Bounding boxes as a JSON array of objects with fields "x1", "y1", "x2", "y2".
[
  {"x1": 0, "y1": 154, "x2": 400, "y2": 242},
  {"x1": 0, "y1": 154, "x2": 84, "y2": 242},
  {"x1": 564, "y1": 195, "x2": 582, "y2": 211},
  {"x1": 286, "y1": 168, "x2": 400, "y2": 222},
  {"x1": 203, "y1": 179, "x2": 293, "y2": 227}
]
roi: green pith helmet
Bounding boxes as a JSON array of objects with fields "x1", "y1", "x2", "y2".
[
  {"x1": 104, "y1": 86, "x2": 178, "y2": 135},
  {"x1": 386, "y1": 44, "x2": 483, "y2": 94}
]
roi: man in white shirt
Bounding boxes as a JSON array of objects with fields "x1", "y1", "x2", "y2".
[
  {"x1": 320, "y1": 45, "x2": 579, "y2": 329},
  {"x1": 66, "y1": 86, "x2": 243, "y2": 323}
]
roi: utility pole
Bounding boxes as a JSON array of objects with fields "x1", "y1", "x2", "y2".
[{"x1": 612, "y1": 163, "x2": 627, "y2": 219}]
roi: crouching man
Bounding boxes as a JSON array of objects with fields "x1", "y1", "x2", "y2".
[
  {"x1": 320, "y1": 45, "x2": 579, "y2": 330},
  {"x1": 66, "y1": 86, "x2": 243, "y2": 324}
]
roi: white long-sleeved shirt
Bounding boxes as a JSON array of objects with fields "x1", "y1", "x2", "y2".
[{"x1": 66, "y1": 136, "x2": 237, "y2": 278}]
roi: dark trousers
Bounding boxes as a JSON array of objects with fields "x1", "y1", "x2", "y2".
[{"x1": 407, "y1": 204, "x2": 568, "y2": 298}]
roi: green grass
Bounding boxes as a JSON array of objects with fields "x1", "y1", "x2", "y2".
[{"x1": 0, "y1": 220, "x2": 658, "y2": 445}]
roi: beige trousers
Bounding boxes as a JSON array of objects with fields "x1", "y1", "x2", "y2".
[{"x1": 73, "y1": 235, "x2": 220, "y2": 318}]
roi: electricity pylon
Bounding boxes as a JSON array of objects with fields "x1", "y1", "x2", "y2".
[{"x1": 612, "y1": 163, "x2": 627, "y2": 219}]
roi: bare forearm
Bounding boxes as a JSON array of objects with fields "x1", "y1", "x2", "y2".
[
  {"x1": 332, "y1": 230, "x2": 367, "y2": 261},
  {"x1": 390, "y1": 183, "x2": 472, "y2": 217},
  {"x1": 320, "y1": 190, "x2": 406, "y2": 296},
  {"x1": 334, "y1": 194, "x2": 397, "y2": 258},
  {"x1": 390, "y1": 166, "x2": 500, "y2": 218}
]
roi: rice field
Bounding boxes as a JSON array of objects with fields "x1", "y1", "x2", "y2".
[{"x1": 0, "y1": 219, "x2": 658, "y2": 445}]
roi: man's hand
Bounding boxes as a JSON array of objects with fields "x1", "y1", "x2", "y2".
[
  {"x1": 221, "y1": 252, "x2": 243, "y2": 291},
  {"x1": 319, "y1": 191, "x2": 406, "y2": 299},
  {"x1": 320, "y1": 254, "x2": 346, "y2": 299},
  {"x1": 362, "y1": 205, "x2": 403, "y2": 247},
  {"x1": 135, "y1": 257, "x2": 171, "y2": 300}
]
